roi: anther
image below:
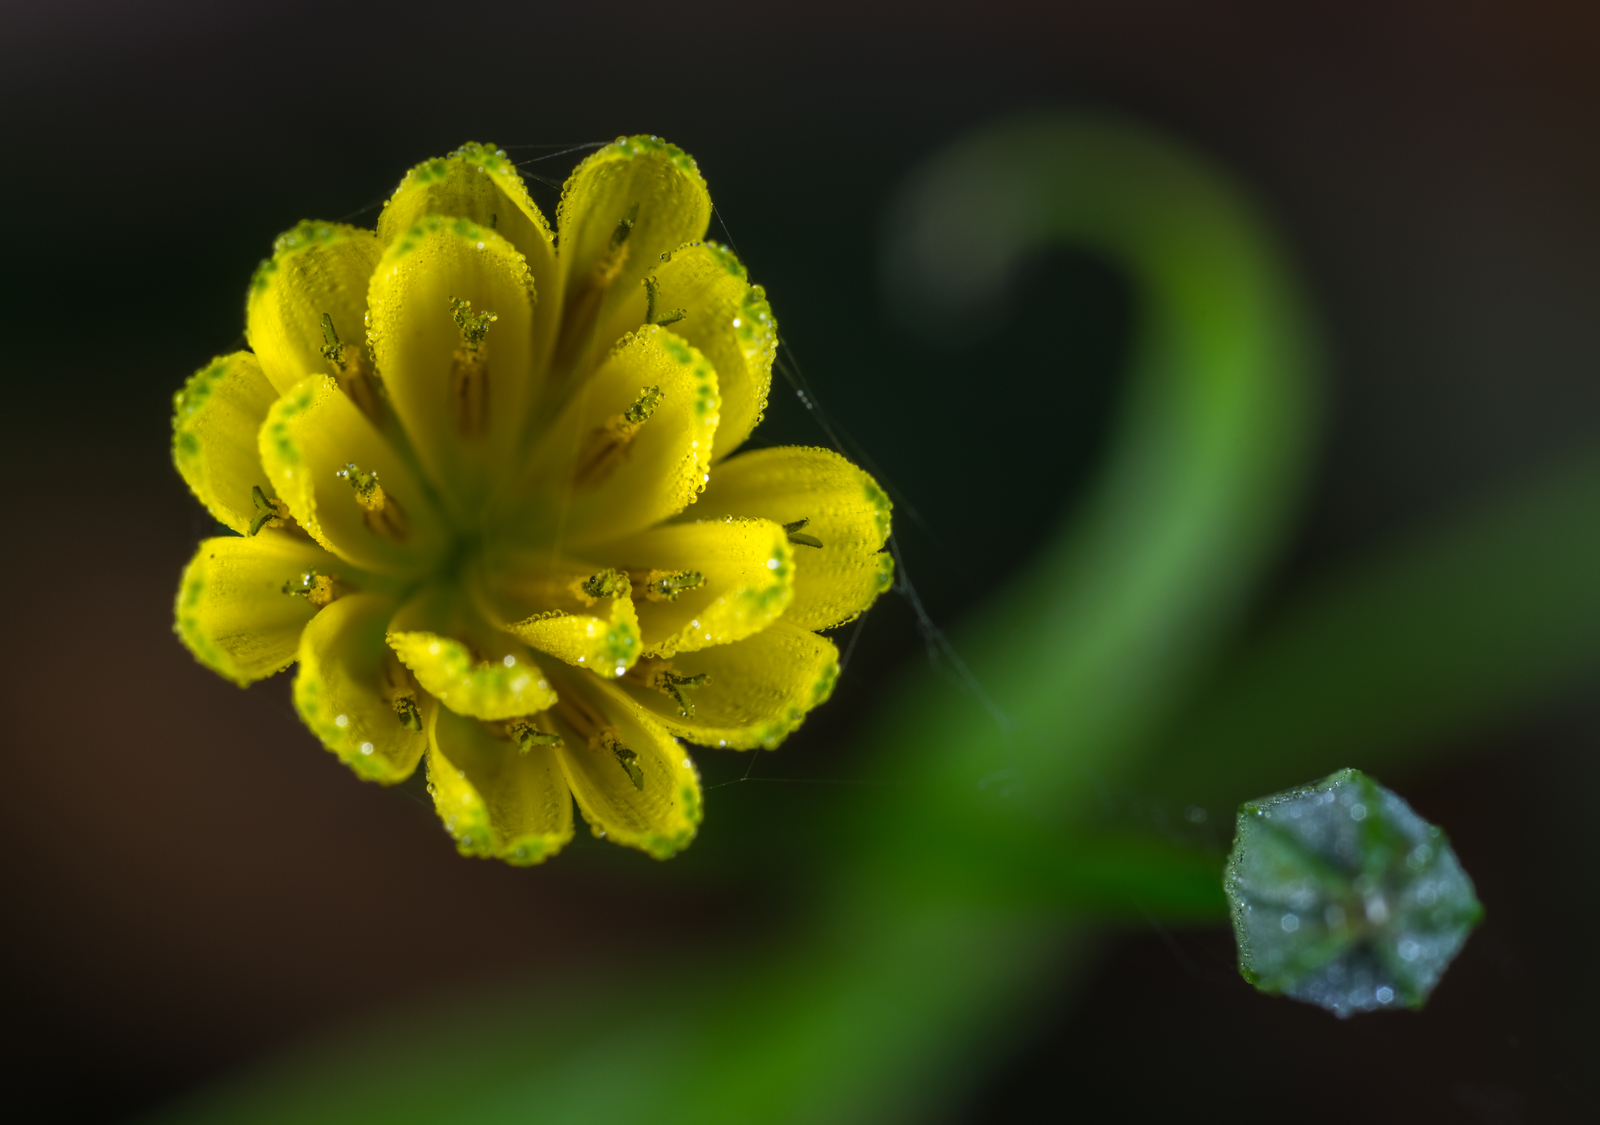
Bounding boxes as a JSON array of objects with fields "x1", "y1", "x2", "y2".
[
  {"x1": 510, "y1": 719, "x2": 563, "y2": 753},
  {"x1": 393, "y1": 694, "x2": 422, "y2": 731},
  {"x1": 281, "y1": 568, "x2": 341, "y2": 608},
  {"x1": 578, "y1": 568, "x2": 630, "y2": 601},
  {"x1": 380, "y1": 656, "x2": 421, "y2": 728},
  {"x1": 638, "y1": 569, "x2": 705, "y2": 603},
  {"x1": 448, "y1": 296, "x2": 495, "y2": 436},
  {"x1": 336, "y1": 462, "x2": 384, "y2": 509},
  {"x1": 783, "y1": 518, "x2": 824, "y2": 549},
  {"x1": 610, "y1": 202, "x2": 640, "y2": 251},
  {"x1": 641, "y1": 276, "x2": 686, "y2": 327},
  {"x1": 655, "y1": 670, "x2": 710, "y2": 717},
  {"x1": 319, "y1": 312, "x2": 347, "y2": 369},
  {"x1": 610, "y1": 739, "x2": 644, "y2": 790},
  {"x1": 247, "y1": 484, "x2": 293, "y2": 536},
  {"x1": 449, "y1": 296, "x2": 497, "y2": 348},
  {"x1": 336, "y1": 462, "x2": 409, "y2": 541}
]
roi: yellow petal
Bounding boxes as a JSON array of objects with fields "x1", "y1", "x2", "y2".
[
  {"x1": 386, "y1": 587, "x2": 558, "y2": 721},
  {"x1": 245, "y1": 221, "x2": 383, "y2": 394},
  {"x1": 366, "y1": 215, "x2": 539, "y2": 510},
  {"x1": 555, "y1": 136, "x2": 712, "y2": 358},
  {"x1": 696, "y1": 446, "x2": 893, "y2": 631},
  {"x1": 488, "y1": 561, "x2": 643, "y2": 679},
  {"x1": 174, "y1": 533, "x2": 341, "y2": 686},
  {"x1": 388, "y1": 629, "x2": 557, "y2": 721},
  {"x1": 258, "y1": 375, "x2": 445, "y2": 574},
  {"x1": 376, "y1": 143, "x2": 560, "y2": 377},
  {"x1": 596, "y1": 242, "x2": 776, "y2": 460},
  {"x1": 426, "y1": 706, "x2": 574, "y2": 864},
  {"x1": 593, "y1": 517, "x2": 793, "y2": 657},
  {"x1": 293, "y1": 592, "x2": 428, "y2": 784},
  {"x1": 547, "y1": 671, "x2": 701, "y2": 859},
  {"x1": 172, "y1": 352, "x2": 281, "y2": 534},
  {"x1": 499, "y1": 326, "x2": 719, "y2": 548},
  {"x1": 618, "y1": 621, "x2": 839, "y2": 750}
]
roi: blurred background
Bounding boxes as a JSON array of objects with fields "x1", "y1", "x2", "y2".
[{"x1": 2, "y1": 1, "x2": 1598, "y2": 1121}]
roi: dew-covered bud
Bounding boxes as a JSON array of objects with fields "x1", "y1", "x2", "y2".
[{"x1": 1224, "y1": 768, "x2": 1482, "y2": 1018}]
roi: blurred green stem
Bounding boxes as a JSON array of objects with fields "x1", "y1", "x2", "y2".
[{"x1": 1149, "y1": 444, "x2": 1600, "y2": 808}]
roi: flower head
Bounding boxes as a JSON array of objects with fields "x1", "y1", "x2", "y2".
[{"x1": 173, "y1": 138, "x2": 892, "y2": 863}]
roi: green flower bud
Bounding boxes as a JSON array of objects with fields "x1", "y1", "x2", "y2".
[{"x1": 1224, "y1": 768, "x2": 1482, "y2": 1017}]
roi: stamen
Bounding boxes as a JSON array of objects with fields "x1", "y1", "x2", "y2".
[
  {"x1": 319, "y1": 312, "x2": 386, "y2": 420},
  {"x1": 393, "y1": 694, "x2": 422, "y2": 731},
  {"x1": 637, "y1": 569, "x2": 705, "y2": 603},
  {"x1": 578, "y1": 568, "x2": 630, "y2": 602},
  {"x1": 510, "y1": 719, "x2": 563, "y2": 753},
  {"x1": 247, "y1": 484, "x2": 294, "y2": 536},
  {"x1": 381, "y1": 656, "x2": 422, "y2": 729},
  {"x1": 612, "y1": 742, "x2": 644, "y2": 790},
  {"x1": 281, "y1": 568, "x2": 341, "y2": 608},
  {"x1": 336, "y1": 462, "x2": 409, "y2": 541},
  {"x1": 784, "y1": 518, "x2": 824, "y2": 549},
  {"x1": 449, "y1": 296, "x2": 498, "y2": 348},
  {"x1": 655, "y1": 670, "x2": 710, "y2": 717},
  {"x1": 336, "y1": 462, "x2": 383, "y2": 508},
  {"x1": 448, "y1": 296, "x2": 496, "y2": 436},
  {"x1": 611, "y1": 202, "x2": 640, "y2": 250},
  {"x1": 550, "y1": 201, "x2": 641, "y2": 375},
  {"x1": 319, "y1": 313, "x2": 346, "y2": 369},
  {"x1": 572, "y1": 385, "x2": 664, "y2": 488},
  {"x1": 551, "y1": 696, "x2": 640, "y2": 789},
  {"x1": 641, "y1": 276, "x2": 686, "y2": 328}
]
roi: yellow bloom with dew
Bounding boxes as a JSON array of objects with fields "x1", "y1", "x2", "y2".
[{"x1": 172, "y1": 138, "x2": 893, "y2": 863}]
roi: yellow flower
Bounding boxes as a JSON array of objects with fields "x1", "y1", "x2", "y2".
[{"x1": 172, "y1": 138, "x2": 893, "y2": 863}]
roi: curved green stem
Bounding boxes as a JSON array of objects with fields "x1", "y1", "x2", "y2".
[{"x1": 878, "y1": 113, "x2": 1319, "y2": 806}]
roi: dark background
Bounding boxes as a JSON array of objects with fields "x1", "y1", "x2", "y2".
[{"x1": 2, "y1": 1, "x2": 1597, "y2": 1122}]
